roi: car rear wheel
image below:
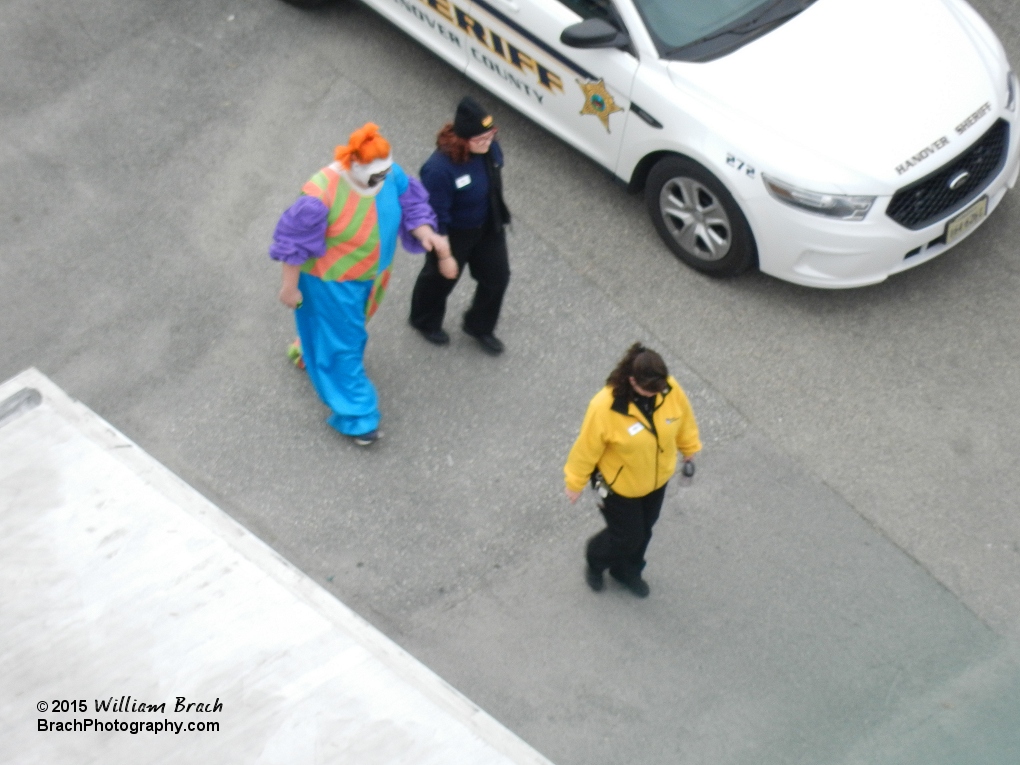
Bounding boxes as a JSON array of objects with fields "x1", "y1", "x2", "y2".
[{"x1": 646, "y1": 156, "x2": 756, "y2": 277}]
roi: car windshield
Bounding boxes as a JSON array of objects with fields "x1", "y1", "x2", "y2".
[{"x1": 633, "y1": 0, "x2": 815, "y2": 61}]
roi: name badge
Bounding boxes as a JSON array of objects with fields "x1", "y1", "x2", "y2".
[
  {"x1": 627, "y1": 422, "x2": 644, "y2": 436},
  {"x1": 455, "y1": 174, "x2": 472, "y2": 189}
]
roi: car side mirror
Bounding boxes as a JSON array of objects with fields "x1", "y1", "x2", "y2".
[{"x1": 560, "y1": 18, "x2": 630, "y2": 49}]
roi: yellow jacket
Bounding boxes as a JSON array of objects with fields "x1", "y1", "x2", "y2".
[{"x1": 564, "y1": 376, "x2": 701, "y2": 498}]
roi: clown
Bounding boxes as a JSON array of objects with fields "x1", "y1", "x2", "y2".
[{"x1": 269, "y1": 123, "x2": 454, "y2": 445}]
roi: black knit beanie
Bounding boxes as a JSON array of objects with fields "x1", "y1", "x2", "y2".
[{"x1": 452, "y1": 96, "x2": 494, "y2": 139}]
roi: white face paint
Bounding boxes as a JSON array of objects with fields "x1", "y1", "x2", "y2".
[{"x1": 341, "y1": 156, "x2": 393, "y2": 197}]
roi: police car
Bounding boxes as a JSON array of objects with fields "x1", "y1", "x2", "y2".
[{"x1": 284, "y1": 0, "x2": 1019, "y2": 288}]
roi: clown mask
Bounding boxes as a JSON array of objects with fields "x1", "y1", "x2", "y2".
[{"x1": 342, "y1": 156, "x2": 393, "y2": 196}]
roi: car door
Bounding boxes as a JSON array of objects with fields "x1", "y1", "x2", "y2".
[
  {"x1": 362, "y1": 0, "x2": 469, "y2": 73},
  {"x1": 457, "y1": 0, "x2": 638, "y2": 171}
]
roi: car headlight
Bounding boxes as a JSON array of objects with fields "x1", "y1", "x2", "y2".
[
  {"x1": 1007, "y1": 70, "x2": 1017, "y2": 112},
  {"x1": 762, "y1": 174, "x2": 875, "y2": 221}
]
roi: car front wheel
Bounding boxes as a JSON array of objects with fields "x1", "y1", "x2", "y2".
[{"x1": 645, "y1": 156, "x2": 756, "y2": 277}]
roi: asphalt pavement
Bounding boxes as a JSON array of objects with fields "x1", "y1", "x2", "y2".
[{"x1": 2, "y1": 0, "x2": 1020, "y2": 761}]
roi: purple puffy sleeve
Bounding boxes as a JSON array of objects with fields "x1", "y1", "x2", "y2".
[
  {"x1": 398, "y1": 176, "x2": 438, "y2": 254},
  {"x1": 268, "y1": 196, "x2": 329, "y2": 265}
]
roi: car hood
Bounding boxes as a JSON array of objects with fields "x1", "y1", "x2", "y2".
[{"x1": 668, "y1": 0, "x2": 1005, "y2": 193}]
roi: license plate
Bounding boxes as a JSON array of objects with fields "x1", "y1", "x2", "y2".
[{"x1": 945, "y1": 196, "x2": 988, "y2": 245}]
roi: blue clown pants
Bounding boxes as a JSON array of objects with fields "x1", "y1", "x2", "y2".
[{"x1": 294, "y1": 273, "x2": 380, "y2": 437}]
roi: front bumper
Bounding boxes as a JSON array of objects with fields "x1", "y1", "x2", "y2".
[{"x1": 747, "y1": 118, "x2": 1020, "y2": 289}]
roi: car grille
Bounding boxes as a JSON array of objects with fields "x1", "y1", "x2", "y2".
[{"x1": 886, "y1": 119, "x2": 1010, "y2": 230}]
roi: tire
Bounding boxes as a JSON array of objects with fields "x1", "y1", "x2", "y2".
[
  {"x1": 645, "y1": 155, "x2": 757, "y2": 277},
  {"x1": 279, "y1": 0, "x2": 338, "y2": 8}
]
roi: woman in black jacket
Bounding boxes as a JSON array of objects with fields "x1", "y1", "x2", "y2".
[{"x1": 409, "y1": 96, "x2": 511, "y2": 355}]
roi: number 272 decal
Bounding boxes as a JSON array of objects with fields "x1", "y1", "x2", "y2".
[{"x1": 726, "y1": 153, "x2": 756, "y2": 178}]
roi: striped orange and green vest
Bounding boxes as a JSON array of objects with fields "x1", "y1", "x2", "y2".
[{"x1": 300, "y1": 166, "x2": 392, "y2": 319}]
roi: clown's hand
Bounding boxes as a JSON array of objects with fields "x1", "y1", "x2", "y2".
[
  {"x1": 279, "y1": 284, "x2": 303, "y2": 310},
  {"x1": 278, "y1": 263, "x2": 303, "y2": 309},
  {"x1": 437, "y1": 249, "x2": 458, "y2": 280},
  {"x1": 429, "y1": 233, "x2": 456, "y2": 279},
  {"x1": 413, "y1": 226, "x2": 457, "y2": 280},
  {"x1": 412, "y1": 225, "x2": 440, "y2": 252},
  {"x1": 429, "y1": 232, "x2": 452, "y2": 262}
]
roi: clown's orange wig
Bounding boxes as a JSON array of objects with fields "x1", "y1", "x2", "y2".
[{"x1": 335, "y1": 123, "x2": 391, "y2": 168}]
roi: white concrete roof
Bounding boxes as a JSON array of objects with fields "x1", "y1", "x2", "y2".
[{"x1": 0, "y1": 368, "x2": 555, "y2": 765}]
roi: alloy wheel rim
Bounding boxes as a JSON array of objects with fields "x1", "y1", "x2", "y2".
[{"x1": 659, "y1": 176, "x2": 732, "y2": 262}]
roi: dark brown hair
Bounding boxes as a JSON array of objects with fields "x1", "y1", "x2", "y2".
[
  {"x1": 436, "y1": 123, "x2": 471, "y2": 164},
  {"x1": 606, "y1": 343, "x2": 669, "y2": 399}
]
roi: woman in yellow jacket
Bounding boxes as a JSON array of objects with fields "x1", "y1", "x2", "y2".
[{"x1": 564, "y1": 343, "x2": 701, "y2": 597}]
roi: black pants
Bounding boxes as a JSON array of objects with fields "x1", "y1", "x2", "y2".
[
  {"x1": 409, "y1": 224, "x2": 510, "y2": 336},
  {"x1": 586, "y1": 484, "x2": 667, "y2": 582}
]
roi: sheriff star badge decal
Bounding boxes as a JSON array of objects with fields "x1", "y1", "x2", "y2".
[{"x1": 577, "y1": 79, "x2": 623, "y2": 132}]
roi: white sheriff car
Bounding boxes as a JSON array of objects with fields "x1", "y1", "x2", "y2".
[{"x1": 285, "y1": 0, "x2": 1019, "y2": 288}]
